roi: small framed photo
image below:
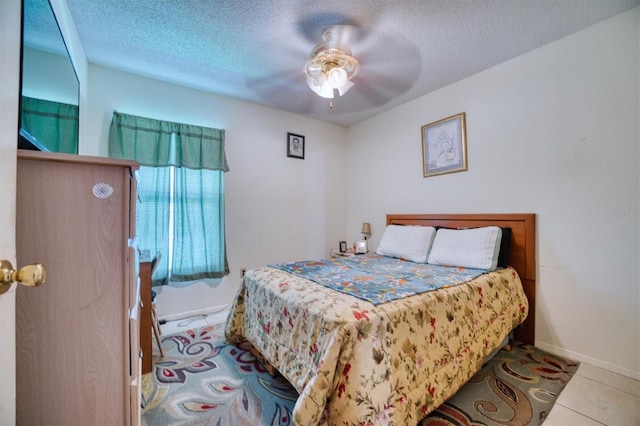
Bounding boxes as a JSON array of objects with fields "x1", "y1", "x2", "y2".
[
  {"x1": 287, "y1": 132, "x2": 305, "y2": 159},
  {"x1": 421, "y1": 112, "x2": 467, "y2": 177},
  {"x1": 339, "y1": 241, "x2": 347, "y2": 253}
]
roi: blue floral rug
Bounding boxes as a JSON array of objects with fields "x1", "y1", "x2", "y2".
[{"x1": 141, "y1": 323, "x2": 578, "y2": 425}]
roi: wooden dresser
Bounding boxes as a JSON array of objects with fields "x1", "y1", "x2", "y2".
[{"x1": 15, "y1": 151, "x2": 141, "y2": 425}]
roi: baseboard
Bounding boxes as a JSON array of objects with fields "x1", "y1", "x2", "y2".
[
  {"x1": 536, "y1": 340, "x2": 640, "y2": 381},
  {"x1": 159, "y1": 304, "x2": 230, "y2": 323}
]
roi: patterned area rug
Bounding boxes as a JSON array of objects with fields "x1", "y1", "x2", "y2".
[{"x1": 142, "y1": 323, "x2": 579, "y2": 425}]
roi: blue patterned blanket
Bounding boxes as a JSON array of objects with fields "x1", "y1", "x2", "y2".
[{"x1": 268, "y1": 254, "x2": 487, "y2": 305}]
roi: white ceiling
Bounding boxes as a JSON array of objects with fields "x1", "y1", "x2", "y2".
[{"x1": 61, "y1": 0, "x2": 637, "y2": 127}]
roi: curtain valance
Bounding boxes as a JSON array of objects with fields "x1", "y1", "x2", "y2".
[{"x1": 109, "y1": 112, "x2": 229, "y2": 172}]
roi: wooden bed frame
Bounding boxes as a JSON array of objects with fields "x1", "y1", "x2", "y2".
[{"x1": 386, "y1": 213, "x2": 536, "y2": 345}]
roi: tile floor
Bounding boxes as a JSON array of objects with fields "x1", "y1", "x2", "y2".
[
  {"x1": 160, "y1": 312, "x2": 640, "y2": 425},
  {"x1": 545, "y1": 361, "x2": 640, "y2": 426}
]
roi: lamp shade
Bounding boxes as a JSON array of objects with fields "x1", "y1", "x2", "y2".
[
  {"x1": 337, "y1": 79, "x2": 354, "y2": 96},
  {"x1": 361, "y1": 222, "x2": 372, "y2": 238},
  {"x1": 327, "y1": 67, "x2": 348, "y2": 88}
]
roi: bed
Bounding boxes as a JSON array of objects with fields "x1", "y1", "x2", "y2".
[{"x1": 225, "y1": 213, "x2": 536, "y2": 425}]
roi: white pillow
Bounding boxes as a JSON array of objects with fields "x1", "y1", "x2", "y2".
[
  {"x1": 427, "y1": 226, "x2": 502, "y2": 271},
  {"x1": 376, "y1": 225, "x2": 436, "y2": 263}
]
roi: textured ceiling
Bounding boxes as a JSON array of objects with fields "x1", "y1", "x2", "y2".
[{"x1": 58, "y1": 0, "x2": 638, "y2": 127}]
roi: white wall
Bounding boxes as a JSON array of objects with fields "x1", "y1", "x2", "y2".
[
  {"x1": 84, "y1": 65, "x2": 348, "y2": 317},
  {"x1": 346, "y1": 8, "x2": 640, "y2": 379}
]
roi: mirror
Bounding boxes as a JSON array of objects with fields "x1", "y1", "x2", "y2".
[{"x1": 19, "y1": 0, "x2": 79, "y2": 153}]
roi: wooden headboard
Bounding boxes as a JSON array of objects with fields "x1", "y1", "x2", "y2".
[{"x1": 386, "y1": 213, "x2": 536, "y2": 345}]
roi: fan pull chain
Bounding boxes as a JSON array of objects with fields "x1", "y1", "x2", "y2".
[{"x1": 329, "y1": 101, "x2": 334, "y2": 109}]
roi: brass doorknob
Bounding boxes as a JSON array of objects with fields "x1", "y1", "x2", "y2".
[{"x1": 0, "y1": 260, "x2": 46, "y2": 295}]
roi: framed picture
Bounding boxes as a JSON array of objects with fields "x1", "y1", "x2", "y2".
[
  {"x1": 339, "y1": 241, "x2": 347, "y2": 252},
  {"x1": 287, "y1": 132, "x2": 305, "y2": 159},
  {"x1": 355, "y1": 240, "x2": 368, "y2": 254},
  {"x1": 421, "y1": 112, "x2": 467, "y2": 177}
]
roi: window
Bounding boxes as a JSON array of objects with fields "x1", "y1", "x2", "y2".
[{"x1": 108, "y1": 112, "x2": 230, "y2": 285}]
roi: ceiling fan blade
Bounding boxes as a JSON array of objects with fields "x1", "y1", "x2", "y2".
[
  {"x1": 351, "y1": 26, "x2": 421, "y2": 100},
  {"x1": 248, "y1": 69, "x2": 331, "y2": 115}
]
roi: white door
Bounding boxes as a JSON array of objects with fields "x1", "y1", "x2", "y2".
[{"x1": 0, "y1": 0, "x2": 21, "y2": 424}]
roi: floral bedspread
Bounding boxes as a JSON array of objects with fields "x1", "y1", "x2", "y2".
[
  {"x1": 269, "y1": 254, "x2": 487, "y2": 305},
  {"x1": 224, "y1": 259, "x2": 528, "y2": 426}
]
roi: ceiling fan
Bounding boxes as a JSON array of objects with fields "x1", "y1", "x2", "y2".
[{"x1": 248, "y1": 17, "x2": 421, "y2": 118}]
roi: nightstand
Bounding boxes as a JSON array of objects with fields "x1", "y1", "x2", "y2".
[{"x1": 330, "y1": 248, "x2": 356, "y2": 258}]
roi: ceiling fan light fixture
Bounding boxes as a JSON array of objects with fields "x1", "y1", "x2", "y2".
[
  {"x1": 337, "y1": 79, "x2": 354, "y2": 96},
  {"x1": 306, "y1": 74, "x2": 325, "y2": 91},
  {"x1": 305, "y1": 27, "x2": 359, "y2": 99},
  {"x1": 306, "y1": 74, "x2": 335, "y2": 98},
  {"x1": 318, "y1": 81, "x2": 336, "y2": 98},
  {"x1": 327, "y1": 67, "x2": 347, "y2": 88}
]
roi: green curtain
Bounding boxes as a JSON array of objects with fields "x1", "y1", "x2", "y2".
[
  {"x1": 109, "y1": 112, "x2": 229, "y2": 171},
  {"x1": 172, "y1": 166, "x2": 227, "y2": 281},
  {"x1": 21, "y1": 96, "x2": 79, "y2": 153},
  {"x1": 109, "y1": 112, "x2": 229, "y2": 284},
  {"x1": 135, "y1": 166, "x2": 171, "y2": 284}
]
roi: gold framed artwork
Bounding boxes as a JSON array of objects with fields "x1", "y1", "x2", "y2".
[{"x1": 421, "y1": 112, "x2": 467, "y2": 177}]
